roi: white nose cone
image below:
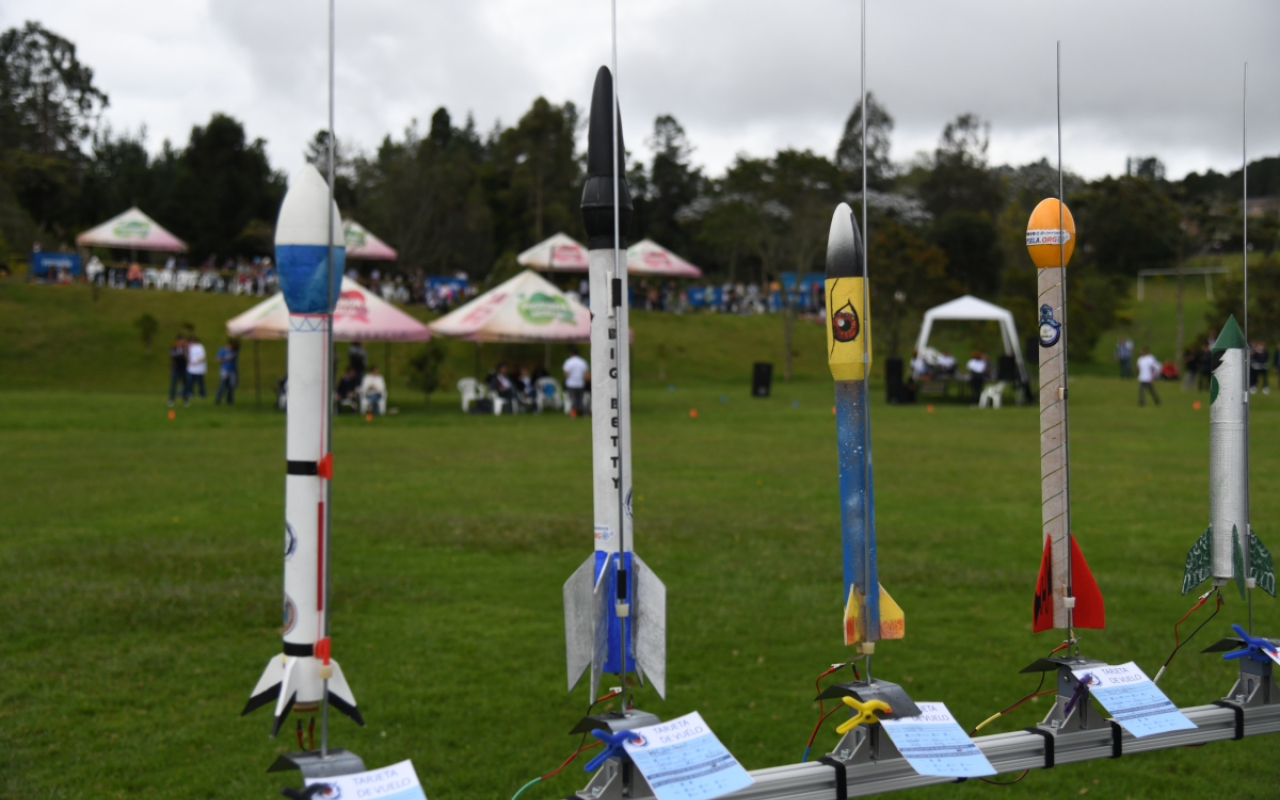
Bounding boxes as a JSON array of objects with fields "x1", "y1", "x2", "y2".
[
  {"x1": 276, "y1": 164, "x2": 344, "y2": 247},
  {"x1": 274, "y1": 164, "x2": 345, "y2": 314}
]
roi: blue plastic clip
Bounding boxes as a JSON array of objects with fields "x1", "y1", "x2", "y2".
[
  {"x1": 584, "y1": 729, "x2": 640, "y2": 773},
  {"x1": 1063, "y1": 673, "x2": 1095, "y2": 717},
  {"x1": 1223, "y1": 624, "x2": 1279, "y2": 665}
]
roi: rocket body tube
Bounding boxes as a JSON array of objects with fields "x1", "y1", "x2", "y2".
[
  {"x1": 1209, "y1": 335, "x2": 1249, "y2": 580},
  {"x1": 564, "y1": 66, "x2": 665, "y2": 702},
  {"x1": 243, "y1": 165, "x2": 362, "y2": 733}
]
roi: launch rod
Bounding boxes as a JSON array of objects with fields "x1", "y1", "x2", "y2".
[
  {"x1": 858, "y1": 0, "x2": 871, "y2": 674},
  {"x1": 609, "y1": 0, "x2": 629, "y2": 710},
  {"x1": 1056, "y1": 40, "x2": 1075, "y2": 646},
  {"x1": 321, "y1": 0, "x2": 336, "y2": 758},
  {"x1": 610, "y1": 702, "x2": 1280, "y2": 800},
  {"x1": 1242, "y1": 61, "x2": 1252, "y2": 635}
]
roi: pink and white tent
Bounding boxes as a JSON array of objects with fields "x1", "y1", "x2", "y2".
[
  {"x1": 343, "y1": 220, "x2": 398, "y2": 261},
  {"x1": 75, "y1": 207, "x2": 188, "y2": 252},
  {"x1": 626, "y1": 239, "x2": 701, "y2": 278},
  {"x1": 226, "y1": 277, "x2": 430, "y2": 341},
  {"x1": 429, "y1": 269, "x2": 589, "y2": 343},
  {"x1": 516, "y1": 232, "x2": 589, "y2": 271}
]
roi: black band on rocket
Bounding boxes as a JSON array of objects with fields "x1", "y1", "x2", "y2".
[
  {"x1": 287, "y1": 460, "x2": 319, "y2": 475},
  {"x1": 283, "y1": 642, "x2": 315, "y2": 657}
]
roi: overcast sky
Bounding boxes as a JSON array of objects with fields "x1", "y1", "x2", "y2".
[{"x1": 3, "y1": 0, "x2": 1277, "y2": 182}]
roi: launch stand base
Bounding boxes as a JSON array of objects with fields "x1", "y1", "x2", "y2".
[
  {"x1": 567, "y1": 710, "x2": 660, "y2": 800},
  {"x1": 1020, "y1": 655, "x2": 1110, "y2": 733},
  {"x1": 816, "y1": 679, "x2": 921, "y2": 768},
  {"x1": 268, "y1": 749, "x2": 366, "y2": 779}
]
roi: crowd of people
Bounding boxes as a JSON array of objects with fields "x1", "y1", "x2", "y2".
[
  {"x1": 1115, "y1": 333, "x2": 1280, "y2": 408},
  {"x1": 168, "y1": 334, "x2": 239, "y2": 407}
]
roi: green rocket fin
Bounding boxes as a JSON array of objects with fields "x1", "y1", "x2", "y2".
[
  {"x1": 1183, "y1": 527, "x2": 1213, "y2": 595},
  {"x1": 1249, "y1": 528, "x2": 1276, "y2": 598}
]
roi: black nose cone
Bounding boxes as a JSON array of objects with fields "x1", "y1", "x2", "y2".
[{"x1": 581, "y1": 65, "x2": 632, "y2": 250}]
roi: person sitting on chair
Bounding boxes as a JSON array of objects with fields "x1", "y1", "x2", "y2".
[
  {"x1": 335, "y1": 367, "x2": 360, "y2": 412},
  {"x1": 493, "y1": 363, "x2": 519, "y2": 412},
  {"x1": 360, "y1": 365, "x2": 387, "y2": 415}
]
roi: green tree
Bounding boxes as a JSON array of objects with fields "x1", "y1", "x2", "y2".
[
  {"x1": 835, "y1": 91, "x2": 894, "y2": 191},
  {"x1": 631, "y1": 115, "x2": 701, "y2": 255},
  {"x1": 304, "y1": 129, "x2": 357, "y2": 211},
  {"x1": 868, "y1": 217, "x2": 948, "y2": 357},
  {"x1": 1072, "y1": 175, "x2": 1182, "y2": 277},
  {"x1": 355, "y1": 108, "x2": 492, "y2": 278},
  {"x1": 0, "y1": 21, "x2": 107, "y2": 155},
  {"x1": 485, "y1": 97, "x2": 581, "y2": 254}
]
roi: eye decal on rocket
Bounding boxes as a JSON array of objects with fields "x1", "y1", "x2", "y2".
[
  {"x1": 284, "y1": 523, "x2": 297, "y2": 561},
  {"x1": 1038, "y1": 304, "x2": 1061, "y2": 347},
  {"x1": 282, "y1": 595, "x2": 297, "y2": 634},
  {"x1": 832, "y1": 300, "x2": 860, "y2": 344}
]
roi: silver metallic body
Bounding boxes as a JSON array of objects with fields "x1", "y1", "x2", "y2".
[{"x1": 1210, "y1": 346, "x2": 1250, "y2": 580}]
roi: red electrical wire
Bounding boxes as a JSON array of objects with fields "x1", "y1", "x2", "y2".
[
  {"x1": 541, "y1": 734, "x2": 602, "y2": 780},
  {"x1": 980, "y1": 770, "x2": 1029, "y2": 785}
]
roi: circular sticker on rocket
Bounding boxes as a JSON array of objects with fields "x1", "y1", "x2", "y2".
[
  {"x1": 1037, "y1": 304, "x2": 1061, "y2": 347},
  {"x1": 284, "y1": 523, "x2": 297, "y2": 561},
  {"x1": 832, "y1": 301, "x2": 860, "y2": 343},
  {"x1": 282, "y1": 594, "x2": 297, "y2": 634}
]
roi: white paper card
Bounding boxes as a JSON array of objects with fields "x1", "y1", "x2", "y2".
[
  {"x1": 305, "y1": 759, "x2": 428, "y2": 800},
  {"x1": 621, "y1": 712, "x2": 754, "y2": 800},
  {"x1": 1071, "y1": 662, "x2": 1196, "y2": 738},
  {"x1": 879, "y1": 702, "x2": 996, "y2": 778}
]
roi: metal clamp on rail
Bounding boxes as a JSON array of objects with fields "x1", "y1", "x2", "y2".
[
  {"x1": 1212, "y1": 699, "x2": 1246, "y2": 740},
  {"x1": 815, "y1": 755, "x2": 847, "y2": 800},
  {"x1": 1023, "y1": 727, "x2": 1055, "y2": 769},
  {"x1": 1109, "y1": 720, "x2": 1123, "y2": 758}
]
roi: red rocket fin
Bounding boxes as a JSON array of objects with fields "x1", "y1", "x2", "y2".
[
  {"x1": 1033, "y1": 535, "x2": 1054, "y2": 633},
  {"x1": 1069, "y1": 535, "x2": 1105, "y2": 629}
]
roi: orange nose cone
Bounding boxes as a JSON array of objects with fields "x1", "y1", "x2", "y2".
[{"x1": 1026, "y1": 198, "x2": 1076, "y2": 268}]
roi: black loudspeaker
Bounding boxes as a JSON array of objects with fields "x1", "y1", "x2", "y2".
[
  {"x1": 885, "y1": 357, "x2": 904, "y2": 403},
  {"x1": 752, "y1": 362, "x2": 773, "y2": 397},
  {"x1": 997, "y1": 354, "x2": 1018, "y2": 382}
]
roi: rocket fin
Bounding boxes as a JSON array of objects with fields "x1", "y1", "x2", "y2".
[
  {"x1": 1069, "y1": 535, "x2": 1105, "y2": 629},
  {"x1": 589, "y1": 562, "x2": 610, "y2": 702},
  {"x1": 564, "y1": 556, "x2": 597, "y2": 692},
  {"x1": 633, "y1": 554, "x2": 666, "y2": 699},
  {"x1": 269, "y1": 656, "x2": 301, "y2": 737},
  {"x1": 1233, "y1": 526, "x2": 1247, "y2": 600},
  {"x1": 325, "y1": 659, "x2": 365, "y2": 727},
  {"x1": 243, "y1": 654, "x2": 286, "y2": 716},
  {"x1": 877, "y1": 585, "x2": 904, "y2": 640},
  {"x1": 1182, "y1": 527, "x2": 1213, "y2": 595},
  {"x1": 1250, "y1": 528, "x2": 1276, "y2": 597},
  {"x1": 844, "y1": 584, "x2": 863, "y2": 645},
  {"x1": 1033, "y1": 535, "x2": 1054, "y2": 633}
]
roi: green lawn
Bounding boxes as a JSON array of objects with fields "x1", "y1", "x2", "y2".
[{"x1": 2, "y1": 282, "x2": 1278, "y2": 800}]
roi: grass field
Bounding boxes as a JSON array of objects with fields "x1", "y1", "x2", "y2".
[{"x1": 2, "y1": 281, "x2": 1278, "y2": 800}]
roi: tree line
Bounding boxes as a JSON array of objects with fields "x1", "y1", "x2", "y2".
[{"x1": 3, "y1": 20, "x2": 1279, "y2": 357}]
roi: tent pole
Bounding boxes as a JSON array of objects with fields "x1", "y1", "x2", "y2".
[
  {"x1": 474, "y1": 342, "x2": 481, "y2": 378},
  {"x1": 384, "y1": 341, "x2": 390, "y2": 381},
  {"x1": 545, "y1": 342, "x2": 551, "y2": 370},
  {"x1": 254, "y1": 339, "x2": 261, "y2": 409}
]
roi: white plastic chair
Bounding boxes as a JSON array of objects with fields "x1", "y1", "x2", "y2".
[
  {"x1": 143, "y1": 268, "x2": 161, "y2": 289},
  {"x1": 535, "y1": 377, "x2": 563, "y2": 412},
  {"x1": 456, "y1": 378, "x2": 488, "y2": 412},
  {"x1": 979, "y1": 381, "x2": 1007, "y2": 409}
]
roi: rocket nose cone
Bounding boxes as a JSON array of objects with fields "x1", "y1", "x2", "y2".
[
  {"x1": 275, "y1": 164, "x2": 344, "y2": 248},
  {"x1": 581, "y1": 65, "x2": 632, "y2": 248},
  {"x1": 826, "y1": 202, "x2": 863, "y2": 279},
  {"x1": 586, "y1": 66, "x2": 626, "y2": 180}
]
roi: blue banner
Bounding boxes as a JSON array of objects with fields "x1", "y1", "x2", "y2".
[{"x1": 31, "y1": 252, "x2": 82, "y2": 277}]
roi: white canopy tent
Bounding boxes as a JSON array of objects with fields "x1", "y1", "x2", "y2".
[{"x1": 913, "y1": 295, "x2": 1027, "y2": 384}]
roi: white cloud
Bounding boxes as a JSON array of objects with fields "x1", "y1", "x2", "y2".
[{"x1": 1, "y1": 0, "x2": 1276, "y2": 180}]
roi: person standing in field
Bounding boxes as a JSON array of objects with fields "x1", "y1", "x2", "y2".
[
  {"x1": 966, "y1": 351, "x2": 988, "y2": 406},
  {"x1": 168, "y1": 334, "x2": 189, "y2": 407},
  {"x1": 1115, "y1": 337, "x2": 1134, "y2": 379},
  {"x1": 562, "y1": 345, "x2": 589, "y2": 416},
  {"x1": 186, "y1": 336, "x2": 208, "y2": 399},
  {"x1": 1250, "y1": 341, "x2": 1270, "y2": 395},
  {"x1": 215, "y1": 339, "x2": 239, "y2": 405},
  {"x1": 1137, "y1": 347, "x2": 1161, "y2": 406},
  {"x1": 348, "y1": 341, "x2": 368, "y2": 382}
]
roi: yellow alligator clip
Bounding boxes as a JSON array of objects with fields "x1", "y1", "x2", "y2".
[{"x1": 834, "y1": 696, "x2": 892, "y2": 734}]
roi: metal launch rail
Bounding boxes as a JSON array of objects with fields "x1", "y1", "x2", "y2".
[{"x1": 601, "y1": 701, "x2": 1279, "y2": 800}]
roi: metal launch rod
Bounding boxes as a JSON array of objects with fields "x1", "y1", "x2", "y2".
[
  {"x1": 609, "y1": 0, "x2": 629, "y2": 711},
  {"x1": 321, "y1": 0, "x2": 336, "y2": 758},
  {"x1": 858, "y1": 0, "x2": 872, "y2": 679},
  {"x1": 1056, "y1": 40, "x2": 1076, "y2": 649},
  {"x1": 1243, "y1": 61, "x2": 1252, "y2": 634}
]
